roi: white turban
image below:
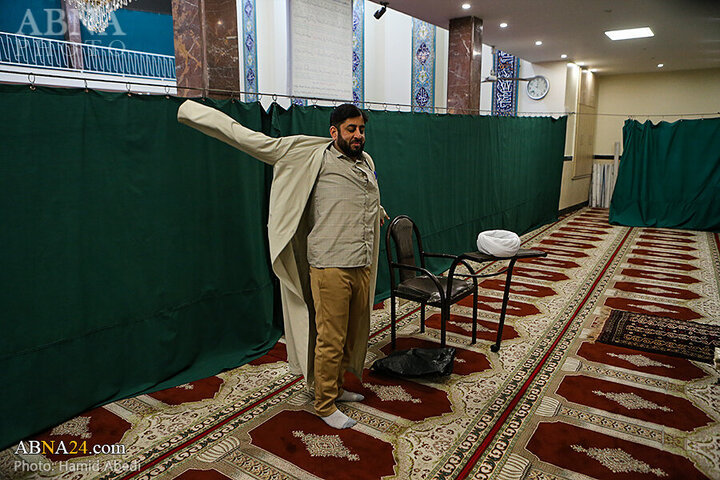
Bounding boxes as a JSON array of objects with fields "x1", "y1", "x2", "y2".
[{"x1": 476, "y1": 230, "x2": 521, "y2": 257}]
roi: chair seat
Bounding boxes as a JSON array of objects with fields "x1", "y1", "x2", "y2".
[{"x1": 396, "y1": 275, "x2": 474, "y2": 305}]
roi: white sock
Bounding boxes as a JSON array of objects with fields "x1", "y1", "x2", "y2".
[
  {"x1": 338, "y1": 390, "x2": 365, "y2": 402},
  {"x1": 320, "y1": 409, "x2": 356, "y2": 429}
]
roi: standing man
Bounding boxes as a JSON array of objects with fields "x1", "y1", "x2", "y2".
[{"x1": 178, "y1": 101, "x2": 387, "y2": 429}]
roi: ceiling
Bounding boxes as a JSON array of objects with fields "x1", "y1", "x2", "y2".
[{"x1": 369, "y1": 0, "x2": 720, "y2": 75}]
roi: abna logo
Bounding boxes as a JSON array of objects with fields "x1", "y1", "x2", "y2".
[{"x1": 16, "y1": 8, "x2": 126, "y2": 38}]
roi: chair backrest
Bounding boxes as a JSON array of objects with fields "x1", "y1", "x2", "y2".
[{"x1": 386, "y1": 215, "x2": 424, "y2": 284}]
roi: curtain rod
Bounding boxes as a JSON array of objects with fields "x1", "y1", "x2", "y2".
[{"x1": 2, "y1": 69, "x2": 719, "y2": 118}]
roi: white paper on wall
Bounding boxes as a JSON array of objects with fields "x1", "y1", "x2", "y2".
[{"x1": 289, "y1": 0, "x2": 352, "y2": 102}]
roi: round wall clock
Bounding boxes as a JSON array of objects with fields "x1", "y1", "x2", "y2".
[{"x1": 526, "y1": 75, "x2": 550, "y2": 100}]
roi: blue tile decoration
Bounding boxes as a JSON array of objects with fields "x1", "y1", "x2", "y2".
[
  {"x1": 492, "y1": 49, "x2": 519, "y2": 116},
  {"x1": 241, "y1": 0, "x2": 258, "y2": 102},
  {"x1": 411, "y1": 18, "x2": 436, "y2": 113},
  {"x1": 352, "y1": 0, "x2": 364, "y2": 106}
]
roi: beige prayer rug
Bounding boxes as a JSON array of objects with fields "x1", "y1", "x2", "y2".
[{"x1": 1, "y1": 208, "x2": 719, "y2": 480}]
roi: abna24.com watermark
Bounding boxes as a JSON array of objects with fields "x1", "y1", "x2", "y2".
[{"x1": 13, "y1": 440, "x2": 139, "y2": 474}]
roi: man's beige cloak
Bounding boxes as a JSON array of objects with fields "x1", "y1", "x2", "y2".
[{"x1": 177, "y1": 100, "x2": 383, "y2": 385}]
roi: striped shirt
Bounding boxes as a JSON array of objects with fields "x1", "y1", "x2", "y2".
[{"x1": 307, "y1": 144, "x2": 380, "y2": 268}]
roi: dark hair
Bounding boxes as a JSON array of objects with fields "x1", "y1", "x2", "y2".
[{"x1": 330, "y1": 103, "x2": 368, "y2": 129}]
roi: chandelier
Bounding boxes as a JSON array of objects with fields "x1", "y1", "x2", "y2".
[{"x1": 67, "y1": 0, "x2": 135, "y2": 33}]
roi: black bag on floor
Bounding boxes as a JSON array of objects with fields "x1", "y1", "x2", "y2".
[{"x1": 371, "y1": 347, "x2": 456, "y2": 378}]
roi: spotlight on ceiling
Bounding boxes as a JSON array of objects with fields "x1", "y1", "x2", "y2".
[{"x1": 374, "y1": 2, "x2": 389, "y2": 19}]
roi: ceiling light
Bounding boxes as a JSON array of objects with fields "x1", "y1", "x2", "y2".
[
  {"x1": 657, "y1": 63, "x2": 664, "y2": 68},
  {"x1": 590, "y1": 68, "x2": 598, "y2": 72},
  {"x1": 535, "y1": 40, "x2": 543, "y2": 46},
  {"x1": 560, "y1": 54, "x2": 567, "y2": 59},
  {"x1": 68, "y1": 0, "x2": 136, "y2": 32},
  {"x1": 373, "y1": 2, "x2": 388, "y2": 19},
  {"x1": 605, "y1": 27, "x2": 654, "y2": 41},
  {"x1": 499, "y1": 22, "x2": 508, "y2": 28},
  {"x1": 461, "y1": 3, "x2": 471, "y2": 9},
  {"x1": 577, "y1": 61, "x2": 585, "y2": 66}
]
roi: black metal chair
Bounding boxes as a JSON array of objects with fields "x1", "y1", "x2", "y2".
[
  {"x1": 385, "y1": 215, "x2": 478, "y2": 349},
  {"x1": 450, "y1": 249, "x2": 546, "y2": 352}
]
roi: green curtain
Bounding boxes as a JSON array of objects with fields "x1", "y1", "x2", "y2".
[
  {"x1": 609, "y1": 117, "x2": 720, "y2": 232},
  {"x1": 0, "y1": 86, "x2": 566, "y2": 449},
  {"x1": 271, "y1": 105, "x2": 567, "y2": 297},
  {"x1": 0, "y1": 86, "x2": 281, "y2": 450}
]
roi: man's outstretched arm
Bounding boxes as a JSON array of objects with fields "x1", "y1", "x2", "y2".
[{"x1": 178, "y1": 100, "x2": 294, "y2": 166}]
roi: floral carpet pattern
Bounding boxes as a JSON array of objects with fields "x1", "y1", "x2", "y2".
[{"x1": 2, "y1": 208, "x2": 719, "y2": 480}]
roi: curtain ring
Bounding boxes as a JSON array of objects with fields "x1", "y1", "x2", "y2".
[
  {"x1": 396, "y1": 104, "x2": 401, "y2": 111},
  {"x1": 164, "y1": 85, "x2": 170, "y2": 98},
  {"x1": 312, "y1": 98, "x2": 318, "y2": 106},
  {"x1": 126, "y1": 82, "x2": 132, "y2": 96},
  {"x1": 272, "y1": 94, "x2": 278, "y2": 102},
  {"x1": 383, "y1": 103, "x2": 387, "y2": 111},
  {"x1": 28, "y1": 74, "x2": 36, "y2": 90},
  {"x1": 84, "y1": 79, "x2": 89, "y2": 92}
]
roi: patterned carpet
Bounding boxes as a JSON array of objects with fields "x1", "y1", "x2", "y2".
[
  {"x1": 597, "y1": 309, "x2": 720, "y2": 363},
  {"x1": 2, "y1": 208, "x2": 719, "y2": 480}
]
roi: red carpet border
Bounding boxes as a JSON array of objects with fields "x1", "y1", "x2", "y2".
[{"x1": 1, "y1": 208, "x2": 719, "y2": 480}]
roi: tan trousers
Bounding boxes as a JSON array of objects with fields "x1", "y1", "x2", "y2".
[{"x1": 310, "y1": 266, "x2": 370, "y2": 416}]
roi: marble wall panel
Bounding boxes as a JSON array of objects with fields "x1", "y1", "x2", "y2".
[
  {"x1": 447, "y1": 16, "x2": 482, "y2": 114},
  {"x1": 172, "y1": 0, "x2": 204, "y2": 97},
  {"x1": 61, "y1": 1, "x2": 84, "y2": 70},
  {"x1": 173, "y1": 0, "x2": 239, "y2": 98},
  {"x1": 204, "y1": 0, "x2": 240, "y2": 97}
]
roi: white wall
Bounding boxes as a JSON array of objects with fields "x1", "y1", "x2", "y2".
[
  {"x1": 255, "y1": 0, "x2": 290, "y2": 109},
  {"x1": 251, "y1": 0, "x2": 448, "y2": 112},
  {"x1": 479, "y1": 48, "x2": 569, "y2": 117},
  {"x1": 434, "y1": 27, "x2": 448, "y2": 112},
  {"x1": 479, "y1": 43, "x2": 493, "y2": 113},
  {"x1": 516, "y1": 61, "x2": 567, "y2": 116},
  {"x1": 594, "y1": 67, "x2": 720, "y2": 155},
  {"x1": 564, "y1": 63, "x2": 581, "y2": 157},
  {"x1": 364, "y1": 4, "x2": 412, "y2": 110}
]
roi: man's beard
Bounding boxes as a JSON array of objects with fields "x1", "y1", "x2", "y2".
[{"x1": 336, "y1": 135, "x2": 364, "y2": 158}]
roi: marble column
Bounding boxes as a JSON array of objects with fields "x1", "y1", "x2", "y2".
[
  {"x1": 447, "y1": 16, "x2": 482, "y2": 114},
  {"x1": 61, "y1": 0, "x2": 83, "y2": 69},
  {"x1": 172, "y1": 0, "x2": 240, "y2": 98}
]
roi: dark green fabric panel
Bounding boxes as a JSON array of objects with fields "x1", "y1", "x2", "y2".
[
  {"x1": 271, "y1": 106, "x2": 567, "y2": 299},
  {"x1": 0, "y1": 88, "x2": 566, "y2": 449},
  {"x1": 0, "y1": 86, "x2": 281, "y2": 449},
  {"x1": 609, "y1": 118, "x2": 720, "y2": 232}
]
